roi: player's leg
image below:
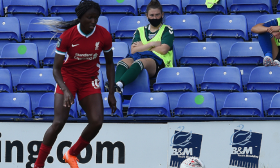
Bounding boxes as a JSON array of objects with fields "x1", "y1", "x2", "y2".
[
  {"x1": 34, "y1": 93, "x2": 70, "y2": 168},
  {"x1": 258, "y1": 32, "x2": 274, "y2": 66},
  {"x1": 115, "y1": 58, "x2": 134, "y2": 83},
  {"x1": 271, "y1": 38, "x2": 280, "y2": 66}
]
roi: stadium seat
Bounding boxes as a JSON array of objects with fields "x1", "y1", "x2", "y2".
[
  {"x1": 43, "y1": 43, "x2": 56, "y2": 68},
  {"x1": 247, "y1": 67, "x2": 280, "y2": 111},
  {"x1": 174, "y1": 92, "x2": 217, "y2": 117},
  {"x1": 165, "y1": 15, "x2": 203, "y2": 59},
  {"x1": 201, "y1": 67, "x2": 243, "y2": 111},
  {"x1": 0, "y1": 17, "x2": 22, "y2": 51},
  {"x1": 115, "y1": 16, "x2": 149, "y2": 49},
  {"x1": 98, "y1": 16, "x2": 110, "y2": 33},
  {"x1": 252, "y1": 14, "x2": 280, "y2": 40},
  {"x1": 0, "y1": 93, "x2": 32, "y2": 118},
  {"x1": 182, "y1": 0, "x2": 227, "y2": 33},
  {"x1": 3, "y1": 0, "x2": 10, "y2": 7},
  {"x1": 7, "y1": 0, "x2": 48, "y2": 34},
  {"x1": 99, "y1": 0, "x2": 138, "y2": 34},
  {"x1": 179, "y1": 42, "x2": 222, "y2": 85},
  {"x1": 98, "y1": 70, "x2": 105, "y2": 92},
  {"x1": 34, "y1": 93, "x2": 78, "y2": 118},
  {"x1": 127, "y1": 92, "x2": 171, "y2": 117},
  {"x1": 0, "y1": 43, "x2": 40, "y2": 87},
  {"x1": 229, "y1": 0, "x2": 273, "y2": 35},
  {"x1": 24, "y1": 17, "x2": 63, "y2": 63},
  {"x1": 221, "y1": 93, "x2": 264, "y2": 117},
  {"x1": 153, "y1": 67, "x2": 197, "y2": 111},
  {"x1": 47, "y1": 0, "x2": 55, "y2": 10},
  {"x1": 139, "y1": 0, "x2": 182, "y2": 16},
  {"x1": 0, "y1": 69, "x2": 13, "y2": 93},
  {"x1": 206, "y1": 15, "x2": 248, "y2": 61},
  {"x1": 51, "y1": 0, "x2": 80, "y2": 21},
  {"x1": 78, "y1": 92, "x2": 123, "y2": 118},
  {"x1": 267, "y1": 93, "x2": 280, "y2": 117},
  {"x1": 0, "y1": 0, "x2": 4, "y2": 16},
  {"x1": 99, "y1": 42, "x2": 129, "y2": 82},
  {"x1": 227, "y1": 42, "x2": 264, "y2": 86},
  {"x1": 16, "y1": 69, "x2": 56, "y2": 111}
]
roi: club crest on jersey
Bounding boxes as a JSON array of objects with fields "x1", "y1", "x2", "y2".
[
  {"x1": 95, "y1": 42, "x2": 100, "y2": 50},
  {"x1": 57, "y1": 38, "x2": 62, "y2": 48}
]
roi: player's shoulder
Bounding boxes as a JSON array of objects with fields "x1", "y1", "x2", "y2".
[
  {"x1": 96, "y1": 25, "x2": 110, "y2": 34},
  {"x1": 60, "y1": 25, "x2": 77, "y2": 38}
]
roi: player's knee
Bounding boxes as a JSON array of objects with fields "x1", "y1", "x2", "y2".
[
  {"x1": 89, "y1": 115, "x2": 103, "y2": 130},
  {"x1": 52, "y1": 120, "x2": 66, "y2": 134}
]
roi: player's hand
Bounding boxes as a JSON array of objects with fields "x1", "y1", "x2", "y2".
[
  {"x1": 108, "y1": 93, "x2": 117, "y2": 116},
  {"x1": 272, "y1": 32, "x2": 280, "y2": 39},
  {"x1": 62, "y1": 88, "x2": 74, "y2": 107},
  {"x1": 267, "y1": 26, "x2": 280, "y2": 33}
]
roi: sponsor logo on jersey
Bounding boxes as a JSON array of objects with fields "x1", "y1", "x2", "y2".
[
  {"x1": 74, "y1": 53, "x2": 98, "y2": 60},
  {"x1": 170, "y1": 126, "x2": 203, "y2": 167},
  {"x1": 229, "y1": 124, "x2": 262, "y2": 168},
  {"x1": 72, "y1": 44, "x2": 79, "y2": 47}
]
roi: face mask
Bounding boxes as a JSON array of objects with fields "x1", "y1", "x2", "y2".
[{"x1": 148, "y1": 17, "x2": 162, "y2": 27}]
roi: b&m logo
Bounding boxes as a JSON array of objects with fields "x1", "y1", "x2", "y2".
[
  {"x1": 229, "y1": 124, "x2": 262, "y2": 168},
  {"x1": 170, "y1": 126, "x2": 203, "y2": 167}
]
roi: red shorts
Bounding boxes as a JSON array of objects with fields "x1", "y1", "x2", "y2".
[{"x1": 55, "y1": 76, "x2": 101, "y2": 101}]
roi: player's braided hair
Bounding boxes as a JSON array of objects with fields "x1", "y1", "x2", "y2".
[
  {"x1": 146, "y1": 0, "x2": 162, "y2": 13},
  {"x1": 37, "y1": 0, "x2": 100, "y2": 32}
]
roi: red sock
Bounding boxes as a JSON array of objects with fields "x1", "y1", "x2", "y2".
[
  {"x1": 69, "y1": 136, "x2": 90, "y2": 156},
  {"x1": 34, "y1": 143, "x2": 52, "y2": 168}
]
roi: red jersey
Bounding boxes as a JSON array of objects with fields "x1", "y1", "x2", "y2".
[{"x1": 56, "y1": 23, "x2": 112, "y2": 83}]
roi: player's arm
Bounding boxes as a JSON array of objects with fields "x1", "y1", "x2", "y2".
[
  {"x1": 53, "y1": 53, "x2": 74, "y2": 107},
  {"x1": 150, "y1": 44, "x2": 170, "y2": 55},
  {"x1": 251, "y1": 19, "x2": 280, "y2": 34},
  {"x1": 150, "y1": 26, "x2": 174, "y2": 55}
]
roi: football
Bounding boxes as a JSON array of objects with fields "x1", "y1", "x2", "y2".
[{"x1": 180, "y1": 157, "x2": 205, "y2": 168}]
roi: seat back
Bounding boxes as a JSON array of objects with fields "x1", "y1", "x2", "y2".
[
  {"x1": 3, "y1": 0, "x2": 11, "y2": 7},
  {"x1": 174, "y1": 92, "x2": 217, "y2": 117},
  {"x1": 268, "y1": 93, "x2": 280, "y2": 116},
  {"x1": 97, "y1": 16, "x2": 110, "y2": 33},
  {"x1": 0, "y1": 69, "x2": 13, "y2": 93},
  {"x1": 140, "y1": 0, "x2": 182, "y2": 15},
  {"x1": 51, "y1": 0, "x2": 81, "y2": 21},
  {"x1": 221, "y1": 92, "x2": 263, "y2": 117},
  {"x1": 0, "y1": 93, "x2": 32, "y2": 118},
  {"x1": 0, "y1": 17, "x2": 22, "y2": 42},
  {"x1": 102, "y1": 92, "x2": 123, "y2": 117},
  {"x1": 128, "y1": 92, "x2": 171, "y2": 117},
  {"x1": 253, "y1": 14, "x2": 280, "y2": 38},
  {"x1": 43, "y1": 43, "x2": 57, "y2": 67}
]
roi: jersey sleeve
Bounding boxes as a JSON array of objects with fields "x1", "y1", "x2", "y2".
[
  {"x1": 161, "y1": 25, "x2": 174, "y2": 50},
  {"x1": 263, "y1": 19, "x2": 278, "y2": 27},
  {"x1": 132, "y1": 29, "x2": 141, "y2": 44},
  {"x1": 102, "y1": 29, "x2": 113, "y2": 53},
  {"x1": 55, "y1": 32, "x2": 69, "y2": 55}
]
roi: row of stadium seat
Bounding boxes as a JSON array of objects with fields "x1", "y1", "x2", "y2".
[
  {"x1": 1, "y1": 66, "x2": 280, "y2": 113},
  {"x1": 1, "y1": 91, "x2": 280, "y2": 118}
]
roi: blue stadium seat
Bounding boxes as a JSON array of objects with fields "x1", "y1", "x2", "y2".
[
  {"x1": 43, "y1": 43, "x2": 56, "y2": 68},
  {"x1": 182, "y1": 0, "x2": 227, "y2": 33},
  {"x1": 165, "y1": 15, "x2": 203, "y2": 59},
  {"x1": 127, "y1": 92, "x2": 171, "y2": 117},
  {"x1": 78, "y1": 92, "x2": 123, "y2": 118},
  {"x1": 0, "y1": 43, "x2": 40, "y2": 87},
  {"x1": 206, "y1": 15, "x2": 248, "y2": 61},
  {"x1": 99, "y1": 0, "x2": 138, "y2": 34},
  {"x1": 0, "y1": 17, "x2": 22, "y2": 51},
  {"x1": 16, "y1": 69, "x2": 56, "y2": 111},
  {"x1": 7, "y1": 0, "x2": 48, "y2": 34},
  {"x1": 179, "y1": 42, "x2": 222, "y2": 85},
  {"x1": 24, "y1": 17, "x2": 63, "y2": 63},
  {"x1": 267, "y1": 93, "x2": 280, "y2": 117},
  {"x1": 0, "y1": 69, "x2": 13, "y2": 93},
  {"x1": 174, "y1": 92, "x2": 217, "y2": 117},
  {"x1": 0, "y1": 93, "x2": 32, "y2": 118},
  {"x1": 227, "y1": 42, "x2": 264, "y2": 86},
  {"x1": 34, "y1": 93, "x2": 78, "y2": 118},
  {"x1": 115, "y1": 16, "x2": 149, "y2": 49},
  {"x1": 3, "y1": 0, "x2": 10, "y2": 7},
  {"x1": 99, "y1": 42, "x2": 129, "y2": 82},
  {"x1": 229, "y1": 0, "x2": 273, "y2": 35},
  {"x1": 47, "y1": 0, "x2": 56, "y2": 10},
  {"x1": 98, "y1": 16, "x2": 110, "y2": 33},
  {"x1": 0, "y1": 0, "x2": 4, "y2": 16},
  {"x1": 153, "y1": 67, "x2": 197, "y2": 111},
  {"x1": 201, "y1": 67, "x2": 243, "y2": 111},
  {"x1": 221, "y1": 93, "x2": 264, "y2": 117},
  {"x1": 98, "y1": 70, "x2": 105, "y2": 92},
  {"x1": 51, "y1": 0, "x2": 80, "y2": 21},
  {"x1": 139, "y1": 0, "x2": 182, "y2": 16},
  {"x1": 252, "y1": 14, "x2": 280, "y2": 40},
  {"x1": 247, "y1": 67, "x2": 280, "y2": 111}
]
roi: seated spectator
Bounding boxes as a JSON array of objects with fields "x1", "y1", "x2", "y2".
[
  {"x1": 108, "y1": 0, "x2": 174, "y2": 93},
  {"x1": 251, "y1": 18, "x2": 280, "y2": 66}
]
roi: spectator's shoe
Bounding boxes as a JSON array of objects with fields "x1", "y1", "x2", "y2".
[
  {"x1": 63, "y1": 150, "x2": 79, "y2": 168},
  {"x1": 273, "y1": 60, "x2": 280, "y2": 67},
  {"x1": 263, "y1": 56, "x2": 273, "y2": 66}
]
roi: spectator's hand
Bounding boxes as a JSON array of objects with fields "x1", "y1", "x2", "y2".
[
  {"x1": 267, "y1": 26, "x2": 280, "y2": 33},
  {"x1": 63, "y1": 88, "x2": 74, "y2": 107},
  {"x1": 108, "y1": 93, "x2": 117, "y2": 116},
  {"x1": 272, "y1": 32, "x2": 280, "y2": 39},
  {"x1": 132, "y1": 41, "x2": 143, "y2": 47},
  {"x1": 149, "y1": 41, "x2": 161, "y2": 48}
]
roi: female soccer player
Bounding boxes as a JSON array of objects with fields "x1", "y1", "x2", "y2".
[
  {"x1": 112, "y1": 0, "x2": 174, "y2": 93},
  {"x1": 251, "y1": 18, "x2": 280, "y2": 66},
  {"x1": 34, "y1": 1, "x2": 116, "y2": 168}
]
